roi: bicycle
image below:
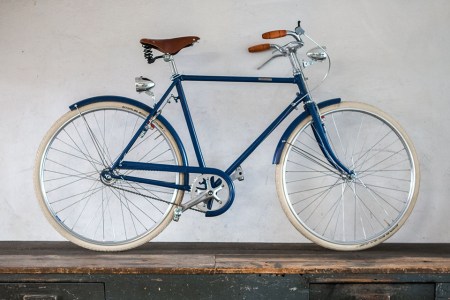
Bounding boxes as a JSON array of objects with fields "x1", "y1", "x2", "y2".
[{"x1": 34, "y1": 21, "x2": 420, "y2": 251}]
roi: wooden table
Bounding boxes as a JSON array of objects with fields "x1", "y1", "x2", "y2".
[{"x1": 0, "y1": 242, "x2": 449, "y2": 299}]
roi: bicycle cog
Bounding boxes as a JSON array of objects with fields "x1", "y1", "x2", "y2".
[{"x1": 190, "y1": 174, "x2": 230, "y2": 212}]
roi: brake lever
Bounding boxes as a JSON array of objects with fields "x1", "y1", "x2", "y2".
[
  {"x1": 295, "y1": 20, "x2": 305, "y2": 36},
  {"x1": 257, "y1": 54, "x2": 284, "y2": 70}
]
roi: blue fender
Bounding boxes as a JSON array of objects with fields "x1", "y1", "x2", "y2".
[
  {"x1": 272, "y1": 98, "x2": 341, "y2": 164},
  {"x1": 69, "y1": 95, "x2": 189, "y2": 170}
]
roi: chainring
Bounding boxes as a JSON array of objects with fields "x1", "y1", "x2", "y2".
[{"x1": 190, "y1": 174, "x2": 230, "y2": 212}]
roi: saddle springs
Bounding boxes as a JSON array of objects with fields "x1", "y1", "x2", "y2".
[{"x1": 142, "y1": 45, "x2": 163, "y2": 64}]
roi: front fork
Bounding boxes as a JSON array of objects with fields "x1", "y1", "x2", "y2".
[{"x1": 304, "y1": 100, "x2": 355, "y2": 177}]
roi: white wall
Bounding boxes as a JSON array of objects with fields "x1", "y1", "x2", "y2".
[{"x1": 1, "y1": 0, "x2": 449, "y2": 243}]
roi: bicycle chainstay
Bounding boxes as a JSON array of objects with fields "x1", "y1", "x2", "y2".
[{"x1": 109, "y1": 184, "x2": 205, "y2": 213}]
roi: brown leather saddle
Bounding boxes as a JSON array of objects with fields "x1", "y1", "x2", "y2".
[{"x1": 140, "y1": 36, "x2": 200, "y2": 55}]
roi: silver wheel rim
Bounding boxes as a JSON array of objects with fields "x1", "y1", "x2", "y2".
[
  {"x1": 282, "y1": 107, "x2": 416, "y2": 246},
  {"x1": 38, "y1": 106, "x2": 181, "y2": 246}
]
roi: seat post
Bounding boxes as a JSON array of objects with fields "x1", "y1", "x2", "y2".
[{"x1": 163, "y1": 54, "x2": 179, "y2": 75}]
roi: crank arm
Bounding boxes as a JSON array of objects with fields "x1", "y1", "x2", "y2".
[{"x1": 181, "y1": 191, "x2": 210, "y2": 212}]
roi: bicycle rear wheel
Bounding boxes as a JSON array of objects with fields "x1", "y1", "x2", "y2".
[
  {"x1": 34, "y1": 101, "x2": 185, "y2": 251},
  {"x1": 276, "y1": 102, "x2": 419, "y2": 250}
]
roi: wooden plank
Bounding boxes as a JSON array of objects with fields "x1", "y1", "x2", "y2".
[
  {"x1": 0, "y1": 242, "x2": 449, "y2": 275},
  {"x1": 0, "y1": 254, "x2": 216, "y2": 275},
  {"x1": 0, "y1": 242, "x2": 216, "y2": 274},
  {"x1": 214, "y1": 254, "x2": 450, "y2": 274},
  {"x1": 214, "y1": 243, "x2": 450, "y2": 274}
]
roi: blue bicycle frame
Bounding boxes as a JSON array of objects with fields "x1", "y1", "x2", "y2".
[{"x1": 104, "y1": 72, "x2": 353, "y2": 216}]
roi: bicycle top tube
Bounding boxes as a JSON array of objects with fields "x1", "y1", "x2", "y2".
[{"x1": 178, "y1": 74, "x2": 297, "y2": 84}]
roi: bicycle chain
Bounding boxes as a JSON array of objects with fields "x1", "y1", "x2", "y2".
[{"x1": 109, "y1": 184, "x2": 205, "y2": 213}]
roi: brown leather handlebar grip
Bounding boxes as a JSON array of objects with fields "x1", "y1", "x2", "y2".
[
  {"x1": 262, "y1": 30, "x2": 287, "y2": 39},
  {"x1": 248, "y1": 43, "x2": 271, "y2": 53}
]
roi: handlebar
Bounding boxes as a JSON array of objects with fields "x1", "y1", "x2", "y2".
[
  {"x1": 247, "y1": 21, "x2": 329, "y2": 78},
  {"x1": 247, "y1": 20, "x2": 331, "y2": 96},
  {"x1": 262, "y1": 30, "x2": 287, "y2": 39},
  {"x1": 248, "y1": 43, "x2": 271, "y2": 53},
  {"x1": 248, "y1": 22, "x2": 304, "y2": 54}
]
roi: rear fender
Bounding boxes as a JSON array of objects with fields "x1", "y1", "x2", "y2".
[{"x1": 272, "y1": 98, "x2": 341, "y2": 164}]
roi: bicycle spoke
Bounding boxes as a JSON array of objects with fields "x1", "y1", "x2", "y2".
[
  {"x1": 350, "y1": 182, "x2": 374, "y2": 237},
  {"x1": 128, "y1": 130, "x2": 157, "y2": 154},
  {"x1": 347, "y1": 182, "x2": 386, "y2": 229},
  {"x1": 355, "y1": 182, "x2": 407, "y2": 205},
  {"x1": 286, "y1": 159, "x2": 341, "y2": 179},
  {"x1": 286, "y1": 173, "x2": 338, "y2": 184},
  {"x1": 93, "y1": 111, "x2": 114, "y2": 166},
  {"x1": 109, "y1": 186, "x2": 147, "y2": 233},
  {"x1": 353, "y1": 130, "x2": 393, "y2": 169},
  {"x1": 115, "y1": 180, "x2": 162, "y2": 220},
  {"x1": 358, "y1": 158, "x2": 411, "y2": 178},
  {"x1": 291, "y1": 178, "x2": 340, "y2": 206},
  {"x1": 289, "y1": 182, "x2": 342, "y2": 196},
  {"x1": 76, "y1": 109, "x2": 111, "y2": 168},
  {"x1": 288, "y1": 142, "x2": 342, "y2": 177},
  {"x1": 49, "y1": 184, "x2": 103, "y2": 205},
  {"x1": 137, "y1": 135, "x2": 166, "y2": 162},
  {"x1": 54, "y1": 137, "x2": 104, "y2": 166},
  {"x1": 316, "y1": 184, "x2": 345, "y2": 234},
  {"x1": 44, "y1": 170, "x2": 98, "y2": 183},
  {"x1": 302, "y1": 179, "x2": 342, "y2": 221},
  {"x1": 358, "y1": 148, "x2": 406, "y2": 175},
  {"x1": 330, "y1": 113, "x2": 348, "y2": 164},
  {"x1": 72, "y1": 188, "x2": 103, "y2": 226},
  {"x1": 350, "y1": 114, "x2": 365, "y2": 169},
  {"x1": 62, "y1": 128, "x2": 103, "y2": 172}
]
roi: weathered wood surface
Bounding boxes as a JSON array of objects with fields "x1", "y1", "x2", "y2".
[{"x1": 0, "y1": 242, "x2": 449, "y2": 275}]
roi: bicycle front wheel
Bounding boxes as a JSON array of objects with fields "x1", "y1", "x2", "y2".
[
  {"x1": 276, "y1": 102, "x2": 419, "y2": 250},
  {"x1": 34, "y1": 101, "x2": 185, "y2": 251}
]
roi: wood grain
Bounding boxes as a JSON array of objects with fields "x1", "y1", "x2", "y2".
[{"x1": 0, "y1": 242, "x2": 449, "y2": 275}]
